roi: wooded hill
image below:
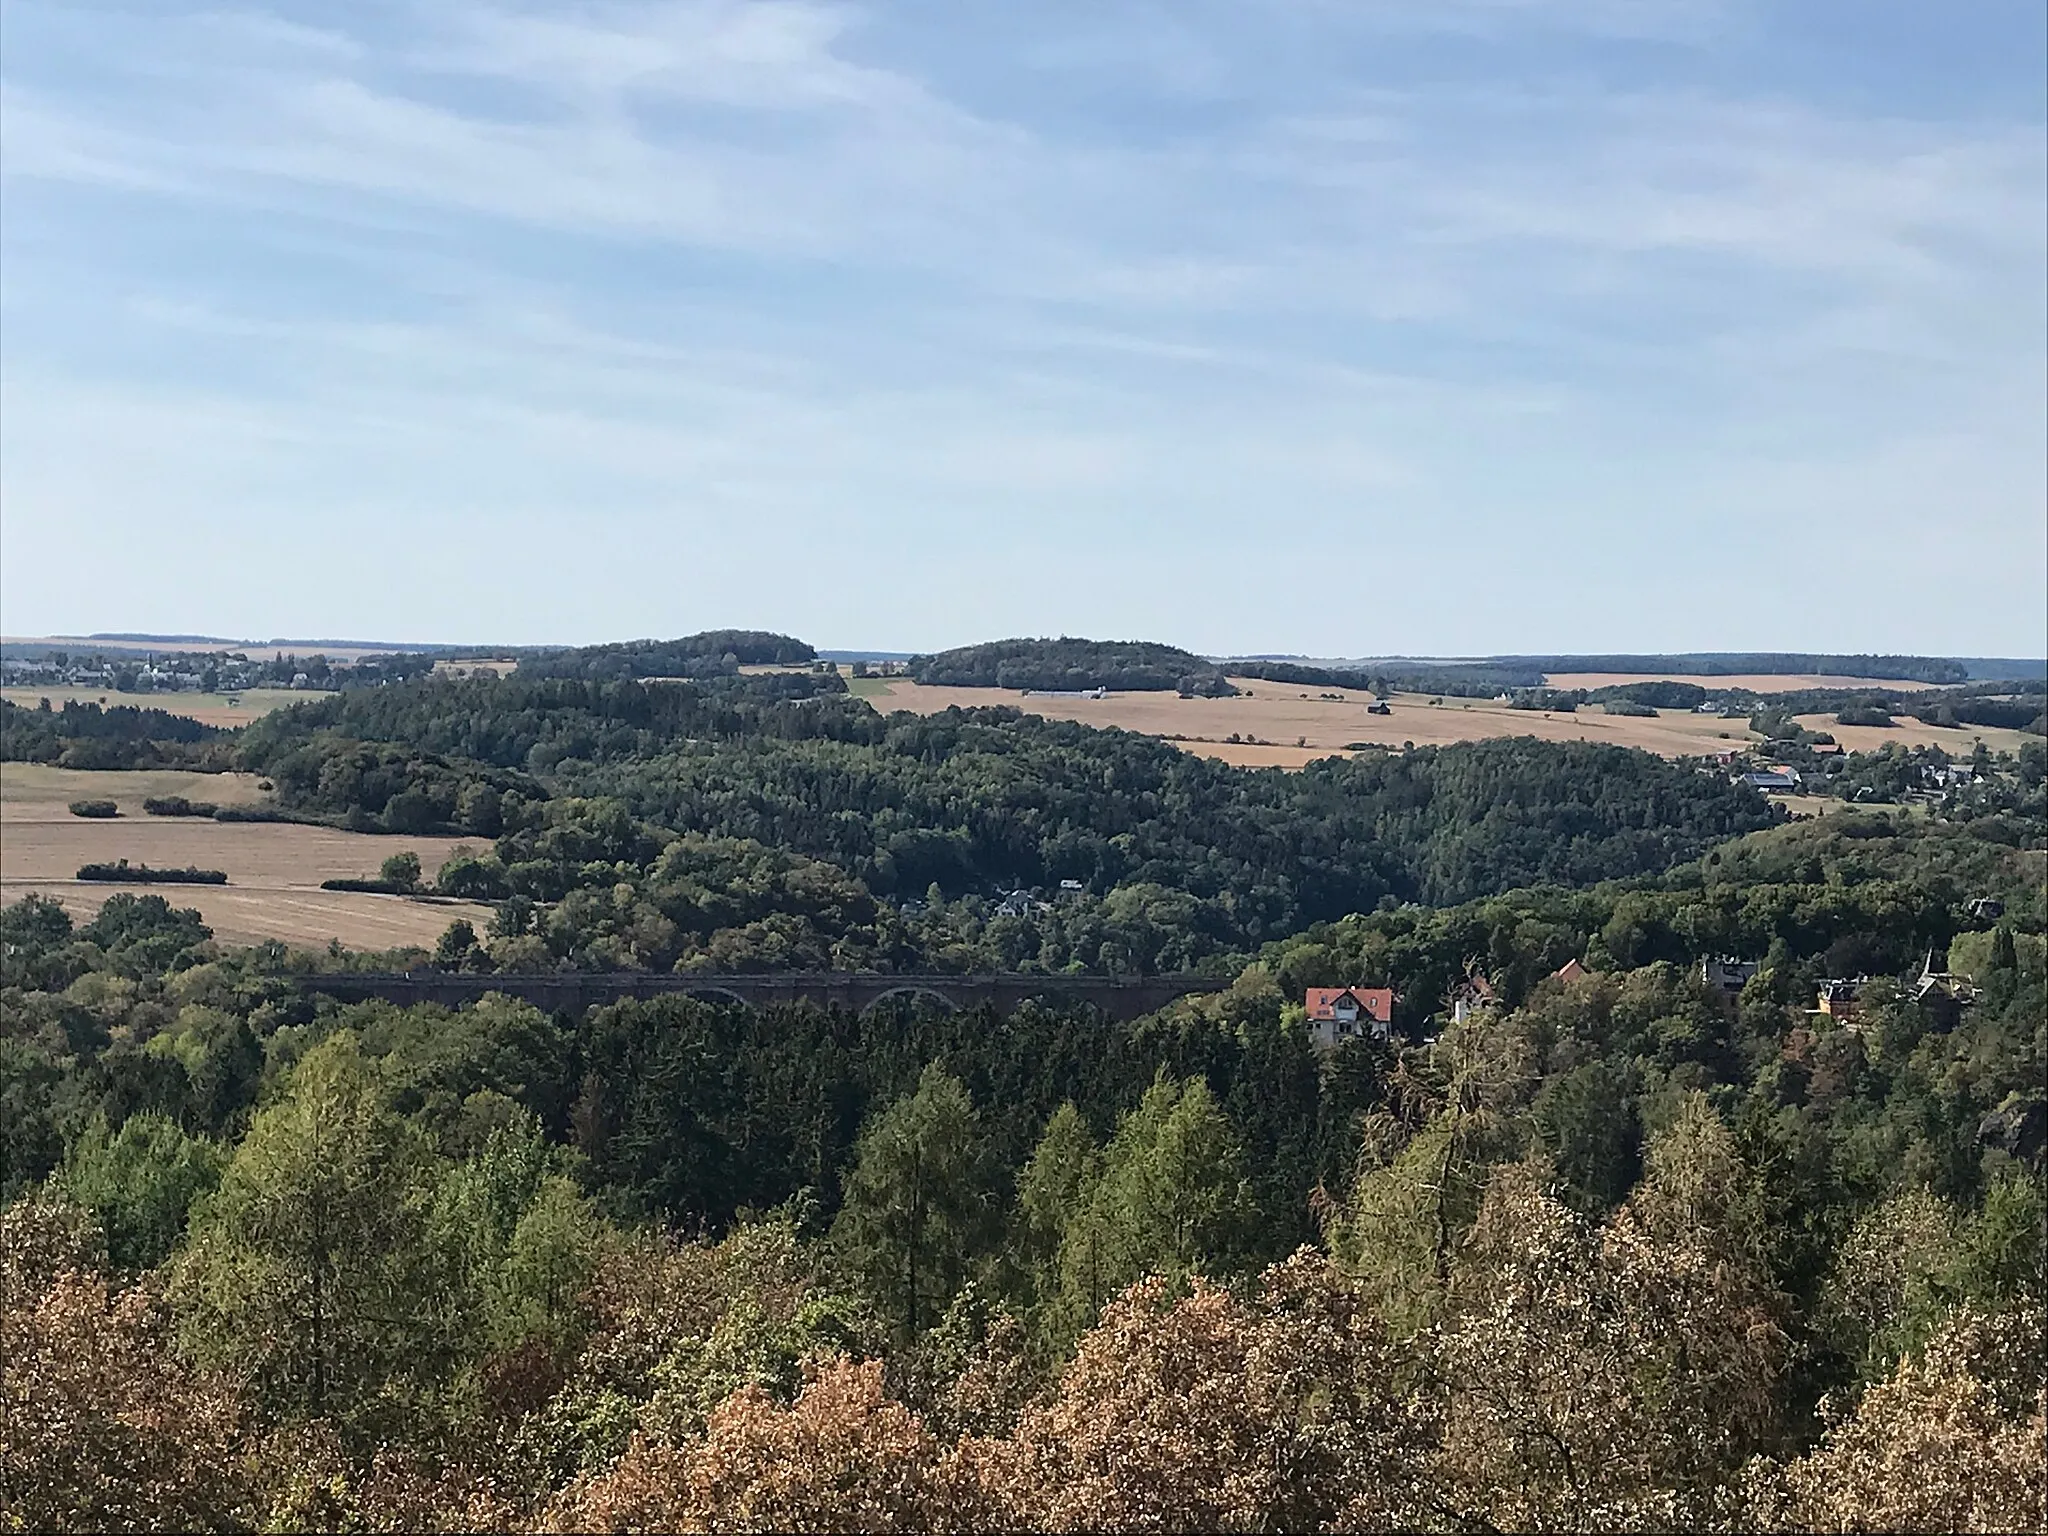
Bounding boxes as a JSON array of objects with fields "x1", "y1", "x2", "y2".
[
  {"x1": 907, "y1": 637, "x2": 1235, "y2": 694},
  {"x1": 2, "y1": 800, "x2": 2041, "y2": 1530}
]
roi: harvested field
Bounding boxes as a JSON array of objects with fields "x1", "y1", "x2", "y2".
[
  {"x1": 2, "y1": 765, "x2": 491, "y2": 950},
  {"x1": 1790, "y1": 714, "x2": 2037, "y2": 756},
  {"x1": 1, "y1": 685, "x2": 321, "y2": 725},
  {"x1": 0, "y1": 764, "x2": 272, "y2": 815},
  {"x1": 868, "y1": 678, "x2": 1762, "y2": 762},
  {"x1": 1540, "y1": 671, "x2": 1938, "y2": 693}
]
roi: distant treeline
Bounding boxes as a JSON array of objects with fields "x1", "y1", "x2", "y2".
[
  {"x1": 0, "y1": 699, "x2": 233, "y2": 771},
  {"x1": 909, "y1": 638, "x2": 1237, "y2": 695},
  {"x1": 1225, "y1": 660, "x2": 1547, "y2": 696},
  {"x1": 516, "y1": 631, "x2": 816, "y2": 682},
  {"x1": 1484, "y1": 653, "x2": 1972, "y2": 683},
  {"x1": 1228, "y1": 654, "x2": 1975, "y2": 690}
]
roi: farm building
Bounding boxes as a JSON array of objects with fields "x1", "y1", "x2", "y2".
[
  {"x1": 1739, "y1": 767, "x2": 1802, "y2": 792},
  {"x1": 1305, "y1": 986, "x2": 1396, "y2": 1050}
]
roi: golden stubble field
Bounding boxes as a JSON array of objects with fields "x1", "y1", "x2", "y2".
[
  {"x1": 1789, "y1": 714, "x2": 2036, "y2": 755},
  {"x1": 2, "y1": 686, "x2": 322, "y2": 726},
  {"x1": 862, "y1": 674, "x2": 2032, "y2": 765},
  {"x1": 0, "y1": 765, "x2": 492, "y2": 951},
  {"x1": 863, "y1": 678, "x2": 1765, "y2": 762}
]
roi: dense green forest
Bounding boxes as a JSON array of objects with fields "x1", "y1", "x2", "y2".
[
  {"x1": 0, "y1": 697, "x2": 233, "y2": 770},
  {"x1": 514, "y1": 630, "x2": 817, "y2": 681},
  {"x1": 208, "y1": 670, "x2": 1782, "y2": 969},
  {"x1": 907, "y1": 637, "x2": 1235, "y2": 694},
  {"x1": 3, "y1": 798, "x2": 2042, "y2": 1529},
  {"x1": 3, "y1": 633, "x2": 2045, "y2": 1529}
]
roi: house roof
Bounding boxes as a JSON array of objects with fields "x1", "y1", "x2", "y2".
[
  {"x1": 1305, "y1": 986, "x2": 1395, "y2": 1022},
  {"x1": 1552, "y1": 958, "x2": 1589, "y2": 983}
]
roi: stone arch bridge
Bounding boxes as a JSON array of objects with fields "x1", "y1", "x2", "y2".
[{"x1": 298, "y1": 970, "x2": 1228, "y2": 1023}]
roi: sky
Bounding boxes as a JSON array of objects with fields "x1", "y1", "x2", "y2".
[{"x1": 2, "y1": 1, "x2": 2044, "y2": 657}]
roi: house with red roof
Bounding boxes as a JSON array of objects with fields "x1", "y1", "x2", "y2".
[{"x1": 1305, "y1": 986, "x2": 1396, "y2": 1050}]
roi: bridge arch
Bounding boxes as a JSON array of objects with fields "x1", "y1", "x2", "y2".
[{"x1": 859, "y1": 984, "x2": 962, "y2": 1015}]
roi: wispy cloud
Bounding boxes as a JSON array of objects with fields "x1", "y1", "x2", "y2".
[{"x1": 1, "y1": 0, "x2": 2041, "y2": 650}]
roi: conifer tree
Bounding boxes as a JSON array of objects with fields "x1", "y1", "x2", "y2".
[
  {"x1": 170, "y1": 1035, "x2": 449, "y2": 1437},
  {"x1": 830, "y1": 1064, "x2": 990, "y2": 1339}
]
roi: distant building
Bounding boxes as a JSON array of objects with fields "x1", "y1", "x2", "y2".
[
  {"x1": 1447, "y1": 974, "x2": 1497, "y2": 1024},
  {"x1": 1306, "y1": 986, "x2": 1396, "y2": 1050},
  {"x1": 1966, "y1": 897, "x2": 2005, "y2": 921},
  {"x1": 1366, "y1": 700, "x2": 1392, "y2": 715},
  {"x1": 1702, "y1": 956, "x2": 1761, "y2": 1001},
  {"x1": 1552, "y1": 958, "x2": 1589, "y2": 984},
  {"x1": 1815, "y1": 978, "x2": 1865, "y2": 1023},
  {"x1": 1912, "y1": 950, "x2": 1980, "y2": 1020},
  {"x1": 1740, "y1": 768, "x2": 1802, "y2": 792}
]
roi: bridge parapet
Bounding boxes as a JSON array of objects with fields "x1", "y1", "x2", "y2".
[{"x1": 295, "y1": 970, "x2": 1227, "y2": 1022}]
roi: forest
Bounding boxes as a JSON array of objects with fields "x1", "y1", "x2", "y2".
[
  {"x1": 3, "y1": 638, "x2": 2044, "y2": 1531},
  {"x1": 514, "y1": 631, "x2": 819, "y2": 682},
  {"x1": 906, "y1": 636, "x2": 1236, "y2": 694},
  {"x1": 3, "y1": 800, "x2": 2042, "y2": 1530},
  {"x1": 213, "y1": 670, "x2": 1783, "y2": 968}
]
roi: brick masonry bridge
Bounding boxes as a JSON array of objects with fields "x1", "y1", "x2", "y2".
[{"x1": 297, "y1": 970, "x2": 1230, "y2": 1022}]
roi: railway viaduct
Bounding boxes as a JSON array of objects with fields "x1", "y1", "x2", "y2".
[{"x1": 297, "y1": 970, "x2": 1228, "y2": 1023}]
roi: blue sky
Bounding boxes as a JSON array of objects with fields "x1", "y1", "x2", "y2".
[{"x1": 3, "y1": 0, "x2": 2043, "y2": 655}]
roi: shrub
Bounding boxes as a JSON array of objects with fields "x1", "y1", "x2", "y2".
[
  {"x1": 142, "y1": 797, "x2": 219, "y2": 818},
  {"x1": 76, "y1": 861, "x2": 227, "y2": 885},
  {"x1": 67, "y1": 800, "x2": 119, "y2": 818}
]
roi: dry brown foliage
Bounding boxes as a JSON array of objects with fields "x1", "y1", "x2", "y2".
[
  {"x1": 1, "y1": 1258, "x2": 258, "y2": 1530},
  {"x1": 1745, "y1": 1309, "x2": 2048, "y2": 1534},
  {"x1": 949, "y1": 1251, "x2": 1432, "y2": 1532},
  {"x1": 1427, "y1": 1155, "x2": 1785, "y2": 1532},
  {"x1": 548, "y1": 1356, "x2": 948, "y2": 1533}
]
